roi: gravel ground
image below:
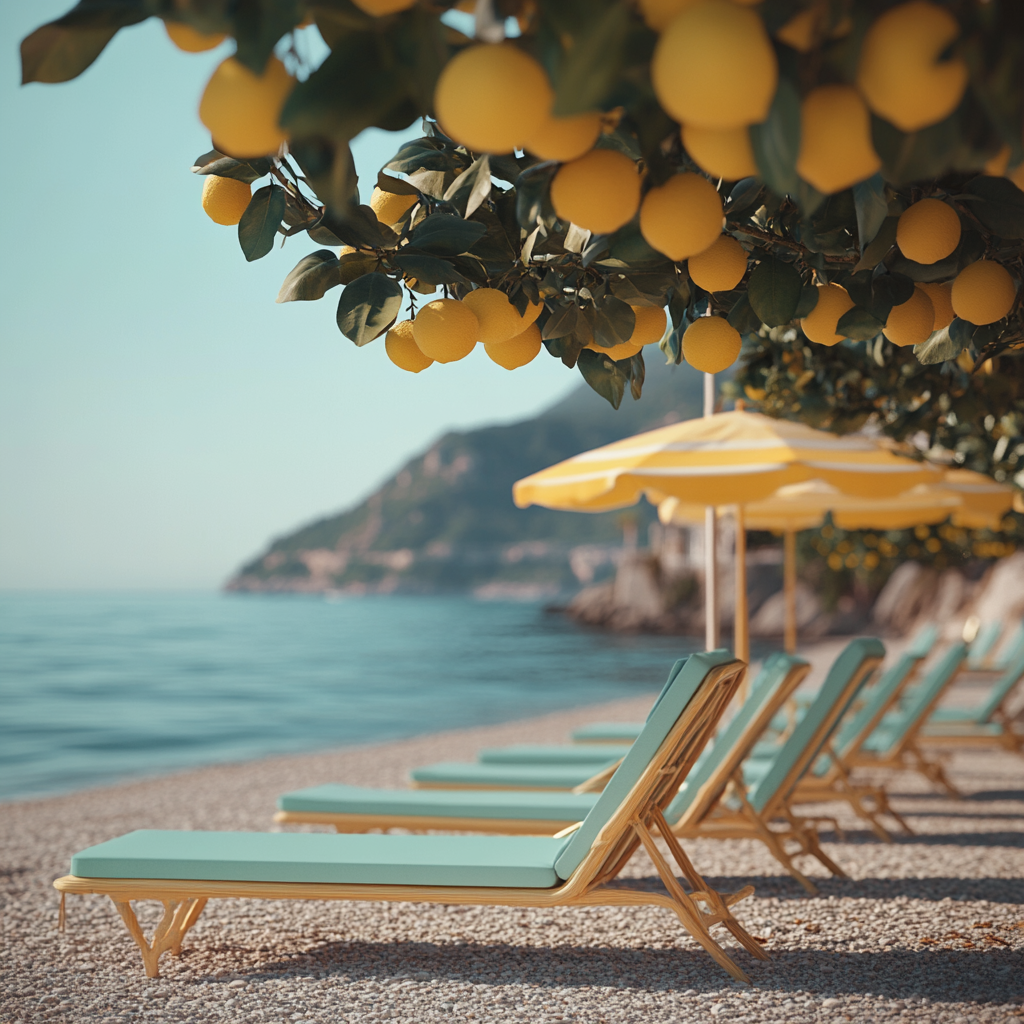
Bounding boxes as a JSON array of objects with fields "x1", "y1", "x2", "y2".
[{"x1": 3, "y1": 642, "x2": 1023, "y2": 1024}]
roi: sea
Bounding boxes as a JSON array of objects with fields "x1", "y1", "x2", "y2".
[{"x1": 0, "y1": 591, "x2": 707, "y2": 803}]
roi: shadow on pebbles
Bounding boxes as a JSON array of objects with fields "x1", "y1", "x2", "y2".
[{"x1": 2, "y1": 692, "x2": 1022, "y2": 1024}]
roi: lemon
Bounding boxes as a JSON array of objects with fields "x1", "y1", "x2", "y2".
[
  {"x1": 524, "y1": 110, "x2": 603, "y2": 163},
  {"x1": 351, "y1": 0, "x2": 417, "y2": 13},
  {"x1": 800, "y1": 283, "x2": 855, "y2": 346},
  {"x1": 434, "y1": 44, "x2": 552, "y2": 155},
  {"x1": 951, "y1": 260, "x2": 1017, "y2": 325},
  {"x1": 519, "y1": 300, "x2": 544, "y2": 328},
  {"x1": 462, "y1": 288, "x2": 523, "y2": 344},
  {"x1": 586, "y1": 339, "x2": 643, "y2": 361},
  {"x1": 682, "y1": 316, "x2": 742, "y2": 372},
  {"x1": 412, "y1": 299, "x2": 480, "y2": 362},
  {"x1": 550, "y1": 149, "x2": 641, "y2": 234},
  {"x1": 857, "y1": 1, "x2": 968, "y2": 132},
  {"x1": 370, "y1": 187, "x2": 418, "y2": 226},
  {"x1": 984, "y1": 145, "x2": 1010, "y2": 177},
  {"x1": 486, "y1": 323, "x2": 543, "y2": 369},
  {"x1": 883, "y1": 287, "x2": 935, "y2": 347},
  {"x1": 201, "y1": 175, "x2": 252, "y2": 225},
  {"x1": 688, "y1": 235, "x2": 747, "y2": 292},
  {"x1": 916, "y1": 282, "x2": 955, "y2": 331},
  {"x1": 652, "y1": 0, "x2": 778, "y2": 130},
  {"x1": 795, "y1": 86, "x2": 881, "y2": 195},
  {"x1": 896, "y1": 199, "x2": 961, "y2": 265},
  {"x1": 640, "y1": 173, "x2": 723, "y2": 261},
  {"x1": 630, "y1": 305, "x2": 668, "y2": 345},
  {"x1": 680, "y1": 124, "x2": 757, "y2": 181},
  {"x1": 385, "y1": 320, "x2": 433, "y2": 373},
  {"x1": 164, "y1": 21, "x2": 226, "y2": 52},
  {"x1": 199, "y1": 56, "x2": 294, "y2": 158}
]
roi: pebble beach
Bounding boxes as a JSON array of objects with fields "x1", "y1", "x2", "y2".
[{"x1": 3, "y1": 643, "x2": 1023, "y2": 1024}]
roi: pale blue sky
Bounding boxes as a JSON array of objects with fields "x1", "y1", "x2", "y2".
[{"x1": 0, "y1": 4, "x2": 574, "y2": 589}]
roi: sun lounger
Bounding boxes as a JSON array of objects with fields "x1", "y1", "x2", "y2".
[
  {"x1": 965, "y1": 620, "x2": 1004, "y2": 670},
  {"x1": 918, "y1": 648, "x2": 1024, "y2": 755},
  {"x1": 572, "y1": 721, "x2": 644, "y2": 743},
  {"x1": 56, "y1": 652, "x2": 767, "y2": 983},
  {"x1": 846, "y1": 642, "x2": 968, "y2": 795},
  {"x1": 675, "y1": 637, "x2": 885, "y2": 894},
  {"x1": 477, "y1": 743, "x2": 633, "y2": 765},
  {"x1": 276, "y1": 654, "x2": 809, "y2": 837}
]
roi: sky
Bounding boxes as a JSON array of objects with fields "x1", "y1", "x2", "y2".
[{"x1": 0, "y1": 4, "x2": 575, "y2": 590}]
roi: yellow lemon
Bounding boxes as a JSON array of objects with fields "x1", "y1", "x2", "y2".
[
  {"x1": 795, "y1": 86, "x2": 881, "y2": 194},
  {"x1": 985, "y1": 145, "x2": 1010, "y2": 177},
  {"x1": 800, "y1": 283, "x2": 855, "y2": 346},
  {"x1": 896, "y1": 199, "x2": 961, "y2": 265},
  {"x1": 586, "y1": 339, "x2": 643, "y2": 361},
  {"x1": 370, "y1": 187, "x2": 418, "y2": 225},
  {"x1": 462, "y1": 288, "x2": 523, "y2": 344},
  {"x1": 1008, "y1": 162, "x2": 1024, "y2": 191},
  {"x1": 201, "y1": 175, "x2": 252, "y2": 225},
  {"x1": 883, "y1": 287, "x2": 935, "y2": 347},
  {"x1": 199, "y1": 56, "x2": 294, "y2": 158},
  {"x1": 652, "y1": 0, "x2": 778, "y2": 130},
  {"x1": 682, "y1": 316, "x2": 742, "y2": 372},
  {"x1": 385, "y1": 320, "x2": 433, "y2": 373},
  {"x1": 639, "y1": 0, "x2": 761, "y2": 28},
  {"x1": 680, "y1": 124, "x2": 757, "y2": 181},
  {"x1": 630, "y1": 305, "x2": 668, "y2": 345},
  {"x1": 412, "y1": 299, "x2": 480, "y2": 362},
  {"x1": 165, "y1": 21, "x2": 226, "y2": 52},
  {"x1": 524, "y1": 110, "x2": 603, "y2": 163},
  {"x1": 518, "y1": 300, "x2": 544, "y2": 328},
  {"x1": 639, "y1": 173, "x2": 723, "y2": 261},
  {"x1": 550, "y1": 149, "x2": 641, "y2": 234},
  {"x1": 351, "y1": 0, "x2": 417, "y2": 13},
  {"x1": 687, "y1": 235, "x2": 747, "y2": 292},
  {"x1": 916, "y1": 282, "x2": 955, "y2": 331},
  {"x1": 951, "y1": 260, "x2": 1017, "y2": 325},
  {"x1": 857, "y1": 1, "x2": 968, "y2": 132},
  {"x1": 434, "y1": 44, "x2": 552, "y2": 154},
  {"x1": 486, "y1": 323, "x2": 543, "y2": 369}
]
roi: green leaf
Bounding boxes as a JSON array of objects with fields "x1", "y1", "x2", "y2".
[
  {"x1": 607, "y1": 223, "x2": 671, "y2": 268},
  {"x1": 238, "y1": 184, "x2": 286, "y2": 262},
  {"x1": 591, "y1": 295, "x2": 636, "y2": 348},
  {"x1": 749, "y1": 78, "x2": 801, "y2": 197},
  {"x1": 376, "y1": 171, "x2": 420, "y2": 197},
  {"x1": 338, "y1": 250, "x2": 379, "y2": 285},
  {"x1": 336, "y1": 273, "x2": 404, "y2": 346},
  {"x1": 541, "y1": 304, "x2": 580, "y2": 341},
  {"x1": 550, "y1": 2, "x2": 631, "y2": 116},
  {"x1": 443, "y1": 155, "x2": 492, "y2": 219},
  {"x1": 852, "y1": 174, "x2": 888, "y2": 253},
  {"x1": 515, "y1": 161, "x2": 558, "y2": 230},
  {"x1": 628, "y1": 350, "x2": 645, "y2": 401},
  {"x1": 277, "y1": 250, "x2": 342, "y2": 303},
  {"x1": 409, "y1": 213, "x2": 487, "y2": 256},
  {"x1": 392, "y1": 252, "x2": 469, "y2": 286},
  {"x1": 913, "y1": 325, "x2": 968, "y2": 365},
  {"x1": 795, "y1": 285, "x2": 819, "y2": 319},
  {"x1": 727, "y1": 293, "x2": 762, "y2": 335},
  {"x1": 852, "y1": 215, "x2": 898, "y2": 272},
  {"x1": 307, "y1": 221, "x2": 343, "y2": 246},
  {"x1": 289, "y1": 137, "x2": 359, "y2": 215},
  {"x1": 747, "y1": 257, "x2": 802, "y2": 327},
  {"x1": 871, "y1": 113, "x2": 960, "y2": 187},
  {"x1": 385, "y1": 137, "x2": 455, "y2": 176},
  {"x1": 959, "y1": 176, "x2": 1024, "y2": 239},
  {"x1": 577, "y1": 348, "x2": 627, "y2": 409},
  {"x1": 836, "y1": 306, "x2": 884, "y2": 341},
  {"x1": 325, "y1": 204, "x2": 399, "y2": 250},
  {"x1": 192, "y1": 150, "x2": 271, "y2": 185},
  {"x1": 20, "y1": 3, "x2": 145, "y2": 84},
  {"x1": 231, "y1": 1, "x2": 302, "y2": 75}
]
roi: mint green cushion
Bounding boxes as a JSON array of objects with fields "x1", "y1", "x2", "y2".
[
  {"x1": 70, "y1": 830, "x2": 570, "y2": 888},
  {"x1": 410, "y1": 763, "x2": 612, "y2": 789},
  {"x1": 571, "y1": 723, "x2": 645, "y2": 743},
  {"x1": 278, "y1": 784, "x2": 600, "y2": 821},
  {"x1": 478, "y1": 744, "x2": 630, "y2": 765},
  {"x1": 928, "y1": 706, "x2": 979, "y2": 723}
]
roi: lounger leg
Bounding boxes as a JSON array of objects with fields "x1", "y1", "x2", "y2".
[
  {"x1": 111, "y1": 897, "x2": 204, "y2": 978},
  {"x1": 631, "y1": 819, "x2": 751, "y2": 985},
  {"x1": 867, "y1": 786, "x2": 914, "y2": 835},
  {"x1": 907, "y1": 744, "x2": 961, "y2": 798},
  {"x1": 783, "y1": 812, "x2": 847, "y2": 880},
  {"x1": 819, "y1": 745, "x2": 892, "y2": 842},
  {"x1": 651, "y1": 810, "x2": 768, "y2": 962}
]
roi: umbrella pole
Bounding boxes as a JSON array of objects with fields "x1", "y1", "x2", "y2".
[
  {"x1": 784, "y1": 528, "x2": 797, "y2": 654},
  {"x1": 703, "y1": 373, "x2": 719, "y2": 651},
  {"x1": 735, "y1": 505, "x2": 749, "y2": 666}
]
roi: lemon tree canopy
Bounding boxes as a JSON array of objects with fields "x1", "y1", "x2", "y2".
[{"x1": 513, "y1": 411, "x2": 942, "y2": 513}]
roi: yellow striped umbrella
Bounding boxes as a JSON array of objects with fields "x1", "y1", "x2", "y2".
[{"x1": 513, "y1": 410, "x2": 944, "y2": 664}]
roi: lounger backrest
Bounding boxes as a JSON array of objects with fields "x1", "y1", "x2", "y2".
[
  {"x1": 665, "y1": 653, "x2": 808, "y2": 822},
  {"x1": 967, "y1": 621, "x2": 1003, "y2": 669},
  {"x1": 974, "y1": 646, "x2": 1024, "y2": 723},
  {"x1": 646, "y1": 658, "x2": 689, "y2": 720},
  {"x1": 554, "y1": 650, "x2": 736, "y2": 880},
  {"x1": 884, "y1": 641, "x2": 967, "y2": 750},
  {"x1": 748, "y1": 637, "x2": 885, "y2": 815},
  {"x1": 991, "y1": 622, "x2": 1024, "y2": 674},
  {"x1": 908, "y1": 623, "x2": 940, "y2": 657},
  {"x1": 833, "y1": 650, "x2": 920, "y2": 756}
]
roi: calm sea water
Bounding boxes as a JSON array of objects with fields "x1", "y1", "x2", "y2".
[{"x1": 0, "y1": 592, "x2": 703, "y2": 802}]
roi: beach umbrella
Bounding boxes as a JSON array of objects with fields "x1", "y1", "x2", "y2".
[
  {"x1": 660, "y1": 469, "x2": 1013, "y2": 653},
  {"x1": 513, "y1": 409, "x2": 943, "y2": 660}
]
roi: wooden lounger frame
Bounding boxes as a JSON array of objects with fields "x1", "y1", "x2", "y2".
[
  {"x1": 675, "y1": 650, "x2": 884, "y2": 894},
  {"x1": 56, "y1": 660, "x2": 768, "y2": 984}
]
